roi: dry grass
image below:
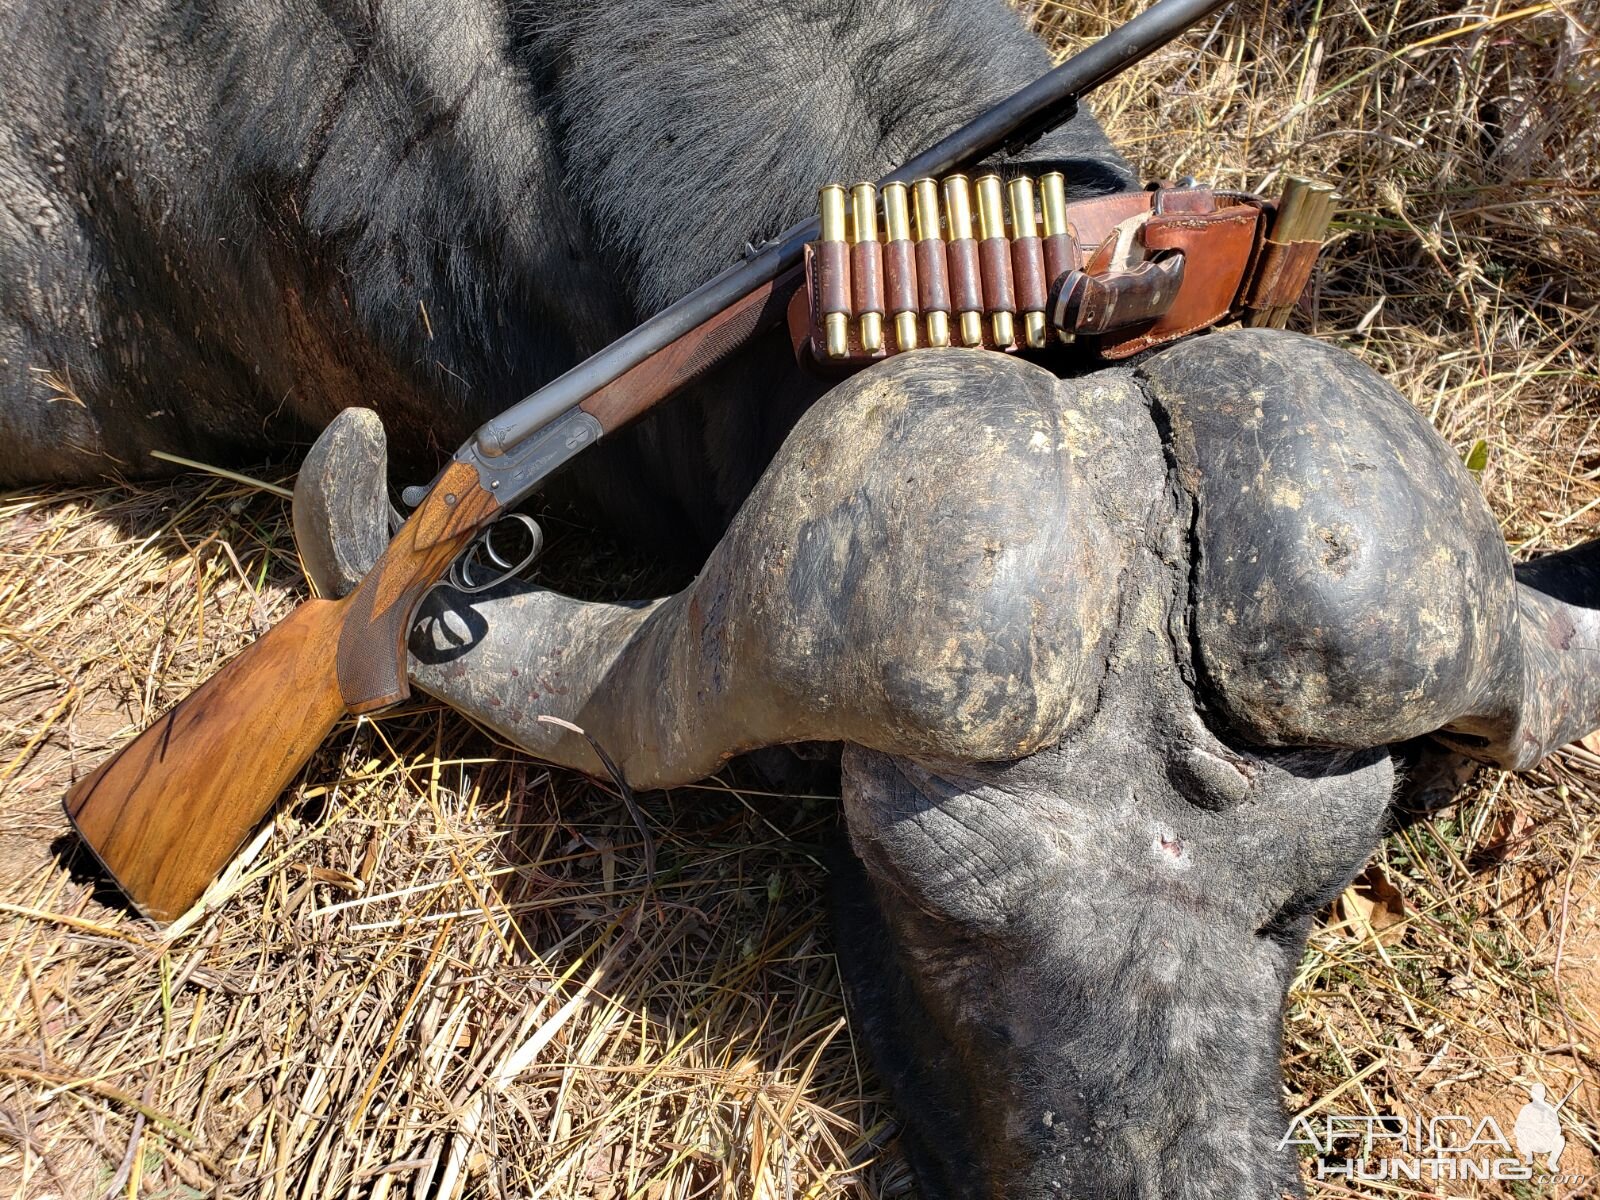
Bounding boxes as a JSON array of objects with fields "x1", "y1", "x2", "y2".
[{"x1": 2, "y1": 0, "x2": 1598, "y2": 1196}]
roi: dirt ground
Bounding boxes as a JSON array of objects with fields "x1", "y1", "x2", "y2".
[{"x1": 2, "y1": 0, "x2": 1598, "y2": 1197}]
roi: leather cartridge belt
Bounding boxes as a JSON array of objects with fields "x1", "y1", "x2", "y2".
[{"x1": 788, "y1": 174, "x2": 1326, "y2": 367}]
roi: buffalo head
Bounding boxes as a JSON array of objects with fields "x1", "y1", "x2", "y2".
[{"x1": 295, "y1": 329, "x2": 1598, "y2": 1197}]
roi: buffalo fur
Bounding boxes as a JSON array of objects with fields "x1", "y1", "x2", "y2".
[{"x1": 0, "y1": 0, "x2": 1131, "y2": 551}]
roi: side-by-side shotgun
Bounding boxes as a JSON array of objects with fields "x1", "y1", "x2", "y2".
[{"x1": 64, "y1": 0, "x2": 1234, "y2": 920}]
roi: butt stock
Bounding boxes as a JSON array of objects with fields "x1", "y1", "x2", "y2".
[
  {"x1": 65, "y1": 597, "x2": 351, "y2": 921},
  {"x1": 65, "y1": 464, "x2": 501, "y2": 921},
  {"x1": 62, "y1": 294, "x2": 782, "y2": 922}
]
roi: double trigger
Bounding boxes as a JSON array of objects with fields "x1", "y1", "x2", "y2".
[
  {"x1": 448, "y1": 513, "x2": 545, "y2": 594},
  {"x1": 398, "y1": 478, "x2": 545, "y2": 595}
]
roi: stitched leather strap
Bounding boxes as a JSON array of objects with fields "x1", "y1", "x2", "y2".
[
  {"x1": 796, "y1": 181, "x2": 1323, "y2": 368},
  {"x1": 1091, "y1": 198, "x2": 1260, "y2": 359}
]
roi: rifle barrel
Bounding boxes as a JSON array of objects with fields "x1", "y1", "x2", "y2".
[{"x1": 475, "y1": 0, "x2": 1232, "y2": 461}]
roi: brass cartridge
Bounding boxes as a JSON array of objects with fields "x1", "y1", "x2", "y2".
[
  {"x1": 1274, "y1": 177, "x2": 1312, "y2": 244},
  {"x1": 975, "y1": 174, "x2": 1015, "y2": 348},
  {"x1": 1040, "y1": 171, "x2": 1069, "y2": 238},
  {"x1": 882, "y1": 181, "x2": 918, "y2": 351},
  {"x1": 1307, "y1": 183, "x2": 1337, "y2": 241},
  {"x1": 912, "y1": 178, "x2": 951, "y2": 347},
  {"x1": 850, "y1": 182, "x2": 884, "y2": 353},
  {"x1": 1040, "y1": 171, "x2": 1073, "y2": 342},
  {"x1": 942, "y1": 174, "x2": 983, "y2": 347},
  {"x1": 975, "y1": 174, "x2": 1006, "y2": 237},
  {"x1": 1007, "y1": 176, "x2": 1040, "y2": 233},
  {"x1": 1250, "y1": 177, "x2": 1311, "y2": 328},
  {"x1": 1007, "y1": 175, "x2": 1048, "y2": 349},
  {"x1": 818, "y1": 184, "x2": 850, "y2": 358},
  {"x1": 1295, "y1": 183, "x2": 1337, "y2": 326},
  {"x1": 944, "y1": 175, "x2": 974, "y2": 236},
  {"x1": 1275, "y1": 178, "x2": 1337, "y2": 327}
]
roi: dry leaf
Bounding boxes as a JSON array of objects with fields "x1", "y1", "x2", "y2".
[{"x1": 1335, "y1": 862, "x2": 1408, "y2": 946}]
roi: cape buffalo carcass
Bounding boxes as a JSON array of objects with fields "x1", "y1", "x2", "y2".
[
  {"x1": 0, "y1": 0, "x2": 1131, "y2": 556},
  {"x1": 6, "y1": 0, "x2": 1597, "y2": 1197}
]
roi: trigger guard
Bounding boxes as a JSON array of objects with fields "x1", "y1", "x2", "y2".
[{"x1": 448, "y1": 513, "x2": 545, "y2": 594}]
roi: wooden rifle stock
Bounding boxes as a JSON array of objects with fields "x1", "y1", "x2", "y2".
[
  {"x1": 62, "y1": 275, "x2": 805, "y2": 922},
  {"x1": 65, "y1": 462, "x2": 502, "y2": 920}
]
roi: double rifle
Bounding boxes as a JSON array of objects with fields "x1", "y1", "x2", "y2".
[{"x1": 65, "y1": 0, "x2": 1326, "y2": 921}]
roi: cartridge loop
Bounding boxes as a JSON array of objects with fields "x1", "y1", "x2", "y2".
[{"x1": 798, "y1": 173, "x2": 1330, "y2": 364}]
